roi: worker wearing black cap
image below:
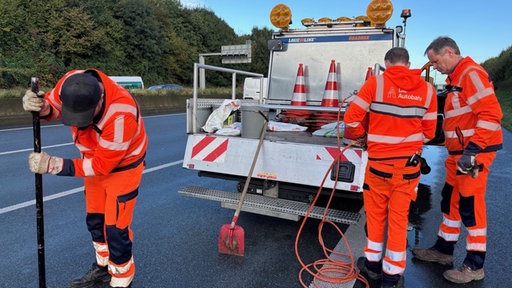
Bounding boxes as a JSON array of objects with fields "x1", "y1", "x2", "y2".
[{"x1": 22, "y1": 69, "x2": 147, "y2": 288}]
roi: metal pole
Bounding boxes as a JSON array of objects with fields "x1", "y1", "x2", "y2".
[
  {"x1": 199, "y1": 55, "x2": 205, "y2": 90},
  {"x1": 31, "y1": 77, "x2": 46, "y2": 288}
]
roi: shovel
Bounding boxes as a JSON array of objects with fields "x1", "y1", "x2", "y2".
[{"x1": 218, "y1": 111, "x2": 268, "y2": 256}]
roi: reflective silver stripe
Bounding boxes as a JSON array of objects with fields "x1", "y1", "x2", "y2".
[
  {"x1": 385, "y1": 248, "x2": 406, "y2": 262},
  {"x1": 365, "y1": 251, "x2": 383, "y2": 262},
  {"x1": 368, "y1": 132, "x2": 423, "y2": 144},
  {"x1": 124, "y1": 137, "x2": 147, "y2": 158},
  {"x1": 97, "y1": 103, "x2": 138, "y2": 130},
  {"x1": 423, "y1": 111, "x2": 438, "y2": 120},
  {"x1": 114, "y1": 116, "x2": 124, "y2": 143},
  {"x1": 468, "y1": 227, "x2": 487, "y2": 237},
  {"x1": 367, "y1": 239, "x2": 384, "y2": 251},
  {"x1": 75, "y1": 143, "x2": 93, "y2": 153},
  {"x1": 477, "y1": 120, "x2": 501, "y2": 131},
  {"x1": 99, "y1": 138, "x2": 131, "y2": 151},
  {"x1": 454, "y1": 65, "x2": 494, "y2": 106},
  {"x1": 466, "y1": 243, "x2": 486, "y2": 251},
  {"x1": 352, "y1": 95, "x2": 370, "y2": 111},
  {"x1": 83, "y1": 158, "x2": 95, "y2": 176},
  {"x1": 468, "y1": 87, "x2": 494, "y2": 105},
  {"x1": 438, "y1": 230, "x2": 459, "y2": 242},
  {"x1": 109, "y1": 256, "x2": 134, "y2": 274},
  {"x1": 442, "y1": 216, "x2": 461, "y2": 228},
  {"x1": 109, "y1": 257, "x2": 134, "y2": 287},
  {"x1": 444, "y1": 128, "x2": 475, "y2": 139},
  {"x1": 424, "y1": 83, "x2": 433, "y2": 108},
  {"x1": 370, "y1": 102, "x2": 426, "y2": 117},
  {"x1": 93, "y1": 241, "x2": 109, "y2": 266},
  {"x1": 444, "y1": 105, "x2": 472, "y2": 119},
  {"x1": 375, "y1": 75, "x2": 384, "y2": 102},
  {"x1": 383, "y1": 259, "x2": 405, "y2": 275}
]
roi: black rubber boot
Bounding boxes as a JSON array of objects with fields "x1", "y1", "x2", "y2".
[{"x1": 70, "y1": 263, "x2": 111, "y2": 288}]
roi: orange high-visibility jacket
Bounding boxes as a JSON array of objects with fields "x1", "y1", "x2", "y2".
[
  {"x1": 344, "y1": 66, "x2": 437, "y2": 160},
  {"x1": 442, "y1": 57, "x2": 502, "y2": 154},
  {"x1": 44, "y1": 69, "x2": 148, "y2": 177}
]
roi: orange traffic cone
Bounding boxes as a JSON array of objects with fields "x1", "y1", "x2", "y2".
[
  {"x1": 291, "y1": 64, "x2": 307, "y2": 106},
  {"x1": 285, "y1": 63, "x2": 310, "y2": 121},
  {"x1": 321, "y1": 60, "x2": 339, "y2": 107}
]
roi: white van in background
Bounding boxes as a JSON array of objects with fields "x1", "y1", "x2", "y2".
[
  {"x1": 109, "y1": 76, "x2": 144, "y2": 89},
  {"x1": 243, "y1": 77, "x2": 268, "y2": 100}
]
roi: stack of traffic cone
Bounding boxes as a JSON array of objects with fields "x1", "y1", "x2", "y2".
[
  {"x1": 310, "y1": 60, "x2": 341, "y2": 130},
  {"x1": 282, "y1": 64, "x2": 311, "y2": 124}
]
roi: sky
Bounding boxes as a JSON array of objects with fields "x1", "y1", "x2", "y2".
[{"x1": 181, "y1": 0, "x2": 511, "y2": 84}]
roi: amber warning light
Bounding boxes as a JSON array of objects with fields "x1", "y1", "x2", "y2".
[{"x1": 400, "y1": 9, "x2": 412, "y2": 19}]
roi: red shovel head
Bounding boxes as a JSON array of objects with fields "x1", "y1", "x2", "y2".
[{"x1": 218, "y1": 224, "x2": 245, "y2": 256}]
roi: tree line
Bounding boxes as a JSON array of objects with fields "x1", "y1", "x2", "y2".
[
  {"x1": 0, "y1": 0, "x2": 272, "y2": 88},
  {"x1": 482, "y1": 46, "x2": 512, "y2": 90},
  {"x1": 1, "y1": 0, "x2": 510, "y2": 90}
]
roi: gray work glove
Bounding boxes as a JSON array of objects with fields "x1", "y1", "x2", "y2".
[
  {"x1": 22, "y1": 89, "x2": 49, "y2": 115},
  {"x1": 28, "y1": 151, "x2": 63, "y2": 175},
  {"x1": 457, "y1": 142, "x2": 482, "y2": 178},
  {"x1": 457, "y1": 152, "x2": 478, "y2": 178}
]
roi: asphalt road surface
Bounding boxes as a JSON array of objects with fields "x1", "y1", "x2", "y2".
[{"x1": 1, "y1": 113, "x2": 511, "y2": 288}]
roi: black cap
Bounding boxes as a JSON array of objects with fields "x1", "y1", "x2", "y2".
[{"x1": 60, "y1": 73, "x2": 101, "y2": 127}]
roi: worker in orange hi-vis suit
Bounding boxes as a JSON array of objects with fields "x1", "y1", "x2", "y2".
[
  {"x1": 412, "y1": 37, "x2": 503, "y2": 284},
  {"x1": 22, "y1": 69, "x2": 147, "y2": 288},
  {"x1": 344, "y1": 47, "x2": 438, "y2": 288}
]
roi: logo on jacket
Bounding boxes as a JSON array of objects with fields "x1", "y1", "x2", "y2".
[
  {"x1": 387, "y1": 87, "x2": 397, "y2": 99},
  {"x1": 397, "y1": 88, "x2": 422, "y2": 101}
]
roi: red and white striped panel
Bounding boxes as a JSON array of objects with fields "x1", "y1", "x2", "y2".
[
  {"x1": 316, "y1": 146, "x2": 362, "y2": 163},
  {"x1": 191, "y1": 136, "x2": 229, "y2": 163}
]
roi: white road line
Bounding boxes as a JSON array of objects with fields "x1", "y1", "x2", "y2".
[
  {"x1": 0, "y1": 142, "x2": 74, "y2": 155},
  {"x1": 0, "y1": 160, "x2": 183, "y2": 215}
]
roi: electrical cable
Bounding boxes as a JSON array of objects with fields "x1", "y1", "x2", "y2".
[{"x1": 295, "y1": 102, "x2": 370, "y2": 288}]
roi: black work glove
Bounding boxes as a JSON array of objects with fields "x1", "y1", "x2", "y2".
[{"x1": 419, "y1": 157, "x2": 431, "y2": 175}]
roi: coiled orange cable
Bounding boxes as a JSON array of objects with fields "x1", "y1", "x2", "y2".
[{"x1": 295, "y1": 102, "x2": 370, "y2": 288}]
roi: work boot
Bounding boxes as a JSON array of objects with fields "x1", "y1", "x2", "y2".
[
  {"x1": 412, "y1": 248, "x2": 453, "y2": 266},
  {"x1": 70, "y1": 263, "x2": 111, "y2": 288},
  {"x1": 382, "y1": 275, "x2": 404, "y2": 288},
  {"x1": 356, "y1": 256, "x2": 381, "y2": 281},
  {"x1": 443, "y1": 264, "x2": 485, "y2": 284}
]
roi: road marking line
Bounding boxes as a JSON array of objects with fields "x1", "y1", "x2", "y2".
[
  {"x1": 0, "y1": 161, "x2": 183, "y2": 215},
  {"x1": 0, "y1": 142, "x2": 74, "y2": 155}
]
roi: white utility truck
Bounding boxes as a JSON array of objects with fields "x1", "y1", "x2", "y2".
[{"x1": 180, "y1": 2, "x2": 432, "y2": 225}]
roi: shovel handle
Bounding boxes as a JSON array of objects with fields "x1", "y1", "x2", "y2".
[{"x1": 232, "y1": 118, "x2": 267, "y2": 222}]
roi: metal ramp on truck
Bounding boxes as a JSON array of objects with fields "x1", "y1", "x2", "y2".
[{"x1": 179, "y1": 186, "x2": 361, "y2": 225}]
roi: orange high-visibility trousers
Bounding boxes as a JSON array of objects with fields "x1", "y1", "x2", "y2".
[
  {"x1": 435, "y1": 152, "x2": 496, "y2": 268},
  {"x1": 363, "y1": 160, "x2": 420, "y2": 277},
  {"x1": 83, "y1": 162, "x2": 144, "y2": 287}
]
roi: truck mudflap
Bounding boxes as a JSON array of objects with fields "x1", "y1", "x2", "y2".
[{"x1": 179, "y1": 186, "x2": 361, "y2": 225}]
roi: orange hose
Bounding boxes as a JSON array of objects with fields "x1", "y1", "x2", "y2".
[{"x1": 295, "y1": 102, "x2": 369, "y2": 288}]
